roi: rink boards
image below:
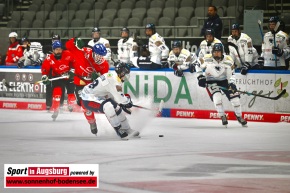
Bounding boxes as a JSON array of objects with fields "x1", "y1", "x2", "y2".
[{"x1": 0, "y1": 67, "x2": 290, "y2": 123}]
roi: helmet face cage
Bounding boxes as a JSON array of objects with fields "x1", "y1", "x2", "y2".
[
  {"x1": 115, "y1": 63, "x2": 130, "y2": 80},
  {"x1": 92, "y1": 44, "x2": 107, "y2": 64}
]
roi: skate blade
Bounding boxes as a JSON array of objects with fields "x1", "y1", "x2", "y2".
[
  {"x1": 223, "y1": 124, "x2": 228, "y2": 128},
  {"x1": 242, "y1": 124, "x2": 248, "y2": 127}
]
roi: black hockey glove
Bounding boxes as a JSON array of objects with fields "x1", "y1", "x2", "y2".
[
  {"x1": 240, "y1": 62, "x2": 251, "y2": 75},
  {"x1": 68, "y1": 69, "x2": 75, "y2": 79},
  {"x1": 34, "y1": 59, "x2": 42, "y2": 66},
  {"x1": 161, "y1": 58, "x2": 169, "y2": 68},
  {"x1": 17, "y1": 61, "x2": 24, "y2": 68},
  {"x1": 272, "y1": 46, "x2": 284, "y2": 57},
  {"x1": 197, "y1": 75, "x2": 206, "y2": 88},
  {"x1": 120, "y1": 94, "x2": 133, "y2": 114},
  {"x1": 174, "y1": 69, "x2": 184, "y2": 77},
  {"x1": 189, "y1": 63, "x2": 196, "y2": 73},
  {"x1": 228, "y1": 83, "x2": 238, "y2": 93},
  {"x1": 257, "y1": 57, "x2": 264, "y2": 69}
]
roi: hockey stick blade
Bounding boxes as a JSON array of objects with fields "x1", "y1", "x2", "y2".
[
  {"x1": 217, "y1": 86, "x2": 286, "y2": 100},
  {"x1": 35, "y1": 75, "x2": 69, "y2": 84}
]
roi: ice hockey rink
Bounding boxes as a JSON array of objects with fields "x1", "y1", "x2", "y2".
[{"x1": 1, "y1": 107, "x2": 290, "y2": 193}]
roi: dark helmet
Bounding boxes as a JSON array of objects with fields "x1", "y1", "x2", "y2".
[
  {"x1": 115, "y1": 62, "x2": 131, "y2": 78},
  {"x1": 92, "y1": 43, "x2": 107, "y2": 56},
  {"x1": 121, "y1": 27, "x2": 129, "y2": 33},
  {"x1": 21, "y1": 37, "x2": 30, "y2": 43},
  {"x1": 142, "y1": 44, "x2": 148, "y2": 50},
  {"x1": 172, "y1": 40, "x2": 182, "y2": 48},
  {"x1": 205, "y1": 28, "x2": 215, "y2": 37},
  {"x1": 92, "y1": 27, "x2": 101, "y2": 32},
  {"x1": 145, "y1": 23, "x2": 156, "y2": 33},
  {"x1": 269, "y1": 16, "x2": 280, "y2": 23},
  {"x1": 52, "y1": 41, "x2": 62, "y2": 50},
  {"x1": 52, "y1": 34, "x2": 60, "y2": 42},
  {"x1": 212, "y1": 43, "x2": 224, "y2": 54},
  {"x1": 231, "y1": 23, "x2": 240, "y2": 30}
]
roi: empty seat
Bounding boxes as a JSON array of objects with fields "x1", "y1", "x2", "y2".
[
  {"x1": 135, "y1": 0, "x2": 149, "y2": 9},
  {"x1": 118, "y1": 8, "x2": 132, "y2": 20},
  {"x1": 67, "y1": 2, "x2": 78, "y2": 11},
  {"x1": 120, "y1": 0, "x2": 134, "y2": 9},
  {"x1": 23, "y1": 11, "x2": 36, "y2": 23},
  {"x1": 194, "y1": 7, "x2": 207, "y2": 17},
  {"x1": 178, "y1": 7, "x2": 194, "y2": 19},
  {"x1": 7, "y1": 20, "x2": 19, "y2": 28},
  {"x1": 11, "y1": 11, "x2": 23, "y2": 22},
  {"x1": 147, "y1": 8, "x2": 162, "y2": 20},
  {"x1": 35, "y1": 11, "x2": 49, "y2": 21},
  {"x1": 190, "y1": 17, "x2": 198, "y2": 25},
  {"x1": 217, "y1": 6, "x2": 226, "y2": 17},
  {"x1": 132, "y1": 8, "x2": 146, "y2": 21},
  {"x1": 98, "y1": 17, "x2": 113, "y2": 27},
  {"x1": 127, "y1": 17, "x2": 141, "y2": 26},
  {"x1": 143, "y1": 17, "x2": 157, "y2": 26},
  {"x1": 158, "y1": 17, "x2": 173, "y2": 36},
  {"x1": 32, "y1": 19, "x2": 44, "y2": 28},
  {"x1": 113, "y1": 18, "x2": 127, "y2": 27},
  {"x1": 58, "y1": 19, "x2": 69, "y2": 28},
  {"x1": 106, "y1": 1, "x2": 119, "y2": 9},
  {"x1": 72, "y1": 0, "x2": 82, "y2": 4},
  {"x1": 39, "y1": 30, "x2": 52, "y2": 39},
  {"x1": 45, "y1": 19, "x2": 57, "y2": 28},
  {"x1": 165, "y1": 0, "x2": 180, "y2": 8},
  {"x1": 19, "y1": 19, "x2": 32, "y2": 28},
  {"x1": 32, "y1": 0, "x2": 43, "y2": 7},
  {"x1": 211, "y1": 0, "x2": 228, "y2": 7},
  {"x1": 163, "y1": 7, "x2": 178, "y2": 20},
  {"x1": 49, "y1": 11, "x2": 62, "y2": 20},
  {"x1": 150, "y1": 0, "x2": 165, "y2": 8},
  {"x1": 28, "y1": 4, "x2": 39, "y2": 12},
  {"x1": 228, "y1": 0, "x2": 243, "y2": 7},
  {"x1": 88, "y1": 9, "x2": 103, "y2": 22},
  {"x1": 39, "y1": 4, "x2": 52, "y2": 12},
  {"x1": 180, "y1": 0, "x2": 195, "y2": 8},
  {"x1": 83, "y1": 0, "x2": 95, "y2": 6},
  {"x1": 70, "y1": 18, "x2": 84, "y2": 37},
  {"x1": 62, "y1": 10, "x2": 75, "y2": 21},
  {"x1": 29, "y1": 30, "x2": 39, "y2": 38},
  {"x1": 226, "y1": 6, "x2": 243, "y2": 18},
  {"x1": 102, "y1": 9, "x2": 117, "y2": 20},
  {"x1": 94, "y1": 2, "x2": 106, "y2": 10},
  {"x1": 53, "y1": 3, "x2": 66, "y2": 12},
  {"x1": 44, "y1": 0, "x2": 56, "y2": 6},
  {"x1": 79, "y1": 2, "x2": 92, "y2": 10},
  {"x1": 195, "y1": 0, "x2": 211, "y2": 7},
  {"x1": 75, "y1": 10, "x2": 89, "y2": 22},
  {"x1": 174, "y1": 17, "x2": 189, "y2": 36},
  {"x1": 85, "y1": 18, "x2": 96, "y2": 27}
]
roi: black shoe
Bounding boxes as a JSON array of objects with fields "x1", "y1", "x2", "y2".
[
  {"x1": 235, "y1": 114, "x2": 247, "y2": 127},
  {"x1": 90, "y1": 122, "x2": 98, "y2": 135},
  {"x1": 221, "y1": 115, "x2": 228, "y2": 126}
]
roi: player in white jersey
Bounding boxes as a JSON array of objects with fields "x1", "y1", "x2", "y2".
[
  {"x1": 17, "y1": 37, "x2": 45, "y2": 68},
  {"x1": 227, "y1": 23, "x2": 260, "y2": 75},
  {"x1": 198, "y1": 28, "x2": 222, "y2": 60},
  {"x1": 80, "y1": 62, "x2": 139, "y2": 140},
  {"x1": 117, "y1": 27, "x2": 138, "y2": 67},
  {"x1": 168, "y1": 40, "x2": 198, "y2": 77},
  {"x1": 88, "y1": 27, "x2": 112, "y2": 66},
  {"x1": 145, "y1": 23, "x2": 169, "y2": 67},
  {"x1": 261, "y1": 16, "x2": 289, "y2": 70},
  {"x1": 196, "y1": 43, "x2": 247, "y2": 127}
]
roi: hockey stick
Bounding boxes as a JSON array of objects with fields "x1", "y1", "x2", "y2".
[
  {"x1": 228, "y1": 42, "x2": 245, "y2": 69},
  {"x1": 258, "y1": 20, "x2": 264, "y2": 42},
  {"x1": 217, "y1": 85, "x2": 286, "y2": 100},
  {"x1": 273, "y1": 21, "x2": 280, "y2": 69},
  {"x1": 1, "y1": 79, "x2": 32, "y2": 89},
  {"x1": 35, "y1": 75, "x2": 69, "y2": 84},
  {"x1": 133, "y1": 100, "x2": 164, "y2": 116}
]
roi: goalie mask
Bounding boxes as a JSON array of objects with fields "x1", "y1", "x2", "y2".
[
  {"x1": 212, "y1": 43, "x2": 224, "y2": 61},
  {"x1": 92, "y1": 43, "x2": 107, "y2": 64},
  {"x1": 115, "y1": 62, "x2": 130, "y2": 82}
]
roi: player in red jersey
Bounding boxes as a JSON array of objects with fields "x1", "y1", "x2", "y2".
[{"x1": 65, "y1": 37, "x2": 110, "y2": 135}]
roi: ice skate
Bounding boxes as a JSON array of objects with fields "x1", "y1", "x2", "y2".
[
  {"x1": 221, "y1": 115, "x2": 228, "y2": 127},
  {"x1": 51, "y1": 110, "x2": 59, "y2": 121},
  {"x1": 114, "y1": 125, "x2": 129, "y2": 140},
  {"x1": 235, "y1": 114, "x2": 248, "y2": 127},
  {"x1": 89, "y1": 122, "x2": 98, "y2": 135},
  {"x1": 126, "y1": 128, "x2": 140, "y2": 138},
  {"x1": 46, "y1": 106, "x2": 51, "y2": 113}
]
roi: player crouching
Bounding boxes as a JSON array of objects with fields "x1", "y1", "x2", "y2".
[{"x1": 80, "y1": 63, "x2": 139, "y2": 140}]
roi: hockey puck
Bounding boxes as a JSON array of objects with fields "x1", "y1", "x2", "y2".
[{"x1": 159, "y1": 135, "x2": 164, "y2": 137}]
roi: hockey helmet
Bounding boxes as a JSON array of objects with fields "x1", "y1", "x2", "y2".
[
  {"x1": 269, "y1": 16, "x2": 280, "y2": 23},
  {"x1": 92, "y1": 27, "x2": 101, "y2": 33},
  {"x1": 121, "y1": 27, "x2": 129, "y2": 33},
  {"x1": 52, "y1": 34, "x2": 60, "y2": 42},
  {"x1": 115, "y1": 62, "x2": 131, "y2": 80},
  {"x1": 9, "y1": 32, "x2": 18, "y2": 38},
  {"x1": 172, "y1": 40, "x2": 182, "y2": 48},
  {"x1": 145, "y1": 23, "x2": 156, "y2": 33},
  {"x1": 205, "y1": 28, "x2": 215, "y2": 37},
  {"x1": 212, "y1": 43, "x2": 224, "y2": 53},
  {"x1": 231, "y1": 23, "x2": 240, "y2": 30},
  {"x1": 92, "y1": 43, "x2": 107, "y2": 56},
  {"x1": 21, "y1": 37, "x2": 30, "y2": 43},
  {"x1": 52, "y1": 41, "x2": 62, "y2": 50}
]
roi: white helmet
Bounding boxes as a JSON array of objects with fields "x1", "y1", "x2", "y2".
[{"x1": 9, "y1": 32, "x2": 18, "y2": 38}]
